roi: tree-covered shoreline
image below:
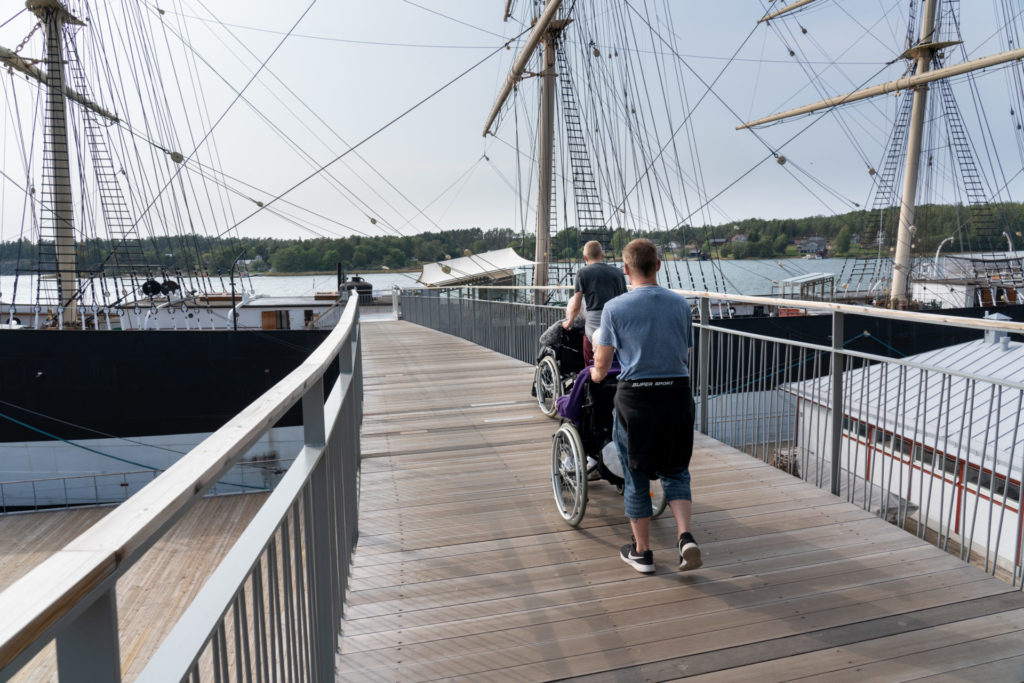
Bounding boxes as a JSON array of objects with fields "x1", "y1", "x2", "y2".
[{"x1": 3, "y1": 203, "x2": 1021, "y2": 275}]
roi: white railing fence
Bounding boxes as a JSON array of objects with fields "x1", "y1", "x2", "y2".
[
  {"x1": 401, "y1": 286, "x2": 1024, "y2": 587},
  {"x1": 400, "y1": 286, "x2": 569, "y2": 363},
  {"x1": 0, "y1": 298, "x2": 362, "y2": 681}
]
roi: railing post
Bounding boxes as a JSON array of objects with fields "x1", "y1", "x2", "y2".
[
  {"x1": 392, "y1": 286, "x2": 399, "y2": 319},
  {"x1": 56, "y1": 588, "x2": 120, "y2": 680},
  {"x1": 830, "y1": 311, "x2": 845, "y2": 496},
  {"x1": 698, "y1": 296, "x2": 711, "y2": 434},
  {"x1": 302, "y1": 377, "x2": 334, "y2": 681}
]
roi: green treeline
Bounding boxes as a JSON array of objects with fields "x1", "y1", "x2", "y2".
[
  {"x1": 0, "y1": 228, "x2": 529, "y2": 275},
  {"x1": 2, "y1": 203, "x2": 1021, "y2": 274}
]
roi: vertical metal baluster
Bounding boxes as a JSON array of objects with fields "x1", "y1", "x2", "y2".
[
  {"x1": 280, "y1": 519, "x2": 298, "y2": 681},
  {"x1": 267, "y1": 539, "x2": 283, "y2": 681},
  {"x1": 909, "y1": 369, "x2": 926, "y2": 535},
  {"x1": 217, "y1": 621, "x2": 230, "y2": 682},
  {"x1": 253, "y1": 561, "x2": 269, "y2": 683},
  {"x1": 968, "y1": 383, "x2": 998, "y2": 572},
  {"x1": 725, "y1": 332, "x2": 734, "y2": 445},
  {"x1": 291, "y1": 502, "x2": 310, "y2": 682},
  {"x1": 232, "y1": 595, "x2": 243, "y2": 683},
  {"x1": 993, "y1": 389, "x2": 1022, "y2": 587},
  {"x1": 780, "y1": 343, "x2": 794, "y2": 476},
  {"x1": 716, "y1": 330, "x2": 725, "y2": 441},
  {"x1": 212, "y1": 626, "x2": 224, "y2": 683},
  {"x1": 756, "y1": 338, "x2": 766, "y2": 461},
  {"x1": 829, "y1": 312, "x2": 844, "y2": 496},
  {"x1": 894, "y1": 364, "x2": 910, "y2": 528},
  {"x1": 743, "y1": 334, "x2": 753, "y2": 453},
  {"x1": 238, "y1": 585, "x2": 253, "y2": 683},
  {"x1": 928, "y1": 374, "x2": 950, "y2": 547},
  {"x1": 301, "y1": 486, "x2": 318, "y2": 680},
  {"x1": 868, "y1": 362, "x2": 888, "y2": 514},
  {"x1": 800, "y1": 346, "x2": 814, "y2": 487},
  {"x1": 698, "y1": 297, "x2": 710, "y2": 434},
  {"x1": 881, "y1": 364, "x2": 903, "y2": 521},
  {"x1": 841, "y1": 355, "x2": 855, "y2": 504},
  {"x1": 803, "y1": 345, "x2": 818, "y2": 488},
  {"x1": 943, "y1": 379, "x2": 974, "y2": 555}
]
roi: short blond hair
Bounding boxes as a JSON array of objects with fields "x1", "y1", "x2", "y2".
[
  {"x1": 582, "y1": 240, "x2": 604, "y2": 261},
  {"x1": 622, "y1": 238, "x2": 658, "y2": 276}
]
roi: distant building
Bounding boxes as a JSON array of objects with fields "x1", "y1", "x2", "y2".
[
  {"x1": 798, "y1": 236, "x2": 827, "y2": 254},
  {"x1": 709, "y1": 238, "x2": 727, "y2": 246},
  {"x1": 731, "y1": 234, "x2": 748, "y2": 243}
]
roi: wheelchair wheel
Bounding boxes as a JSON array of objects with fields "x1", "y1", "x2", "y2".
[
  {"x1": 551, "y1": 423, "x2": 587, "y2": 526},
  {"x1": 651, "y1": 479, "x2": 668, "y2": 518},
  {"x1": 534, "y1": 354, "x2": 562, "y2": 417}
]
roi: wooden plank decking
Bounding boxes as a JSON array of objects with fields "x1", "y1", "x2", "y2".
[
  {"x1": 0, "y1": 494, "x2": 266, "y2": 679},
  {"x1": 341, "y1": 320, "x2": 1024, "y2": 682}
]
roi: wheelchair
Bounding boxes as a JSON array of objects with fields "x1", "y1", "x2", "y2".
[
  {"x1": 533, "y1": 324, "x2": 586, "y2": 417},
  {"x1": 550, "y1": 371, "x2": 668, "y2": 526}
]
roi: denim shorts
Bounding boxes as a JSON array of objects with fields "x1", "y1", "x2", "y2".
[{"x1": 612, "y1": 410, "x2": 692, "y2": 519}]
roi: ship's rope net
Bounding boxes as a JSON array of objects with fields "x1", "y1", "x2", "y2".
[
  {"x1": 487, "y1": 0, "x2": 918, "y2": 302},
  {"x1": 0, "y1": 0, "x2": 523, "y2": 321}
]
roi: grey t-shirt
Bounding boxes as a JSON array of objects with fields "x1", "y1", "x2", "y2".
[
  {"x1": 599, "y1": 286, "x2": 692, "y2": 380},
  {"x1": 574, "y1": 262, "x2": 627, "y2": 337}
]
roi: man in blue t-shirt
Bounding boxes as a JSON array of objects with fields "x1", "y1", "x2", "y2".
[{"x1": 590, "y1": 238, "x2": 701, "y2": 574}]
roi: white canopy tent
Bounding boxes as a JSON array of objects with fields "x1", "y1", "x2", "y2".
[{"x1": 418, "y1": 248, "x2": 533, "y2": 287}]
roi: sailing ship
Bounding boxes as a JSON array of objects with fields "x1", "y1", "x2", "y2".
[
  {"x1": 486, "y1": 0, "x2": 1024, "y2": 313},
  {"x1": 742, "y1": 0, "x2": 1024, "y2": 310},
  {"x1": 0, "y1": 1, "x2": 344, "y2": 508}
]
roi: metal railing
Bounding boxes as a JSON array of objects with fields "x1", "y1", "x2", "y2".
[
  {"x1": 0, "y1": 459, "x2": 297, "y2": 513},
  {"x1": 0, "y1": 297, "x2": 362, "y2": 680},
  {"x1": 399, "y1": 286, "x2": 1024, "y2": 587},
  {"x1": 400, "y1": 286, "x2": 568, "y2": 363}
]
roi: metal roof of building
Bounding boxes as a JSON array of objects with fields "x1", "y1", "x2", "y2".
[{"x1": 785, "y1": 335, "x2": 1024, "y2": 475}]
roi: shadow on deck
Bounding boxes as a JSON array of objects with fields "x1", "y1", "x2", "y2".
[{"x1": 341, "y1": 321, "x2": 1024, "y2": 681}]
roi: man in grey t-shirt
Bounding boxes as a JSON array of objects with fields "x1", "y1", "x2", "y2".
[{"x1": 562, "y1": 241, "x2": 627, "y2": 342}]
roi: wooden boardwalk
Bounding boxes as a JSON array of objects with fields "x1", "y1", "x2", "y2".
[
  {"x1": 0, "y1": 494, "x2": 266, "y2": 679},
  {"x1": 341, "y1": 320, "x2": 1024, "y2": 682}
]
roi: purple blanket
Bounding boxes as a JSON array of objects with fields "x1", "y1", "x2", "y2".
[{"x1": 555, "y1": 362, "x2": 620, "y2": 427}]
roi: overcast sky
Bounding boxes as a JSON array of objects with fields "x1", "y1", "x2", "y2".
[{"x1": 1, "y1": 0, "x2": 1021, "y2": 242}]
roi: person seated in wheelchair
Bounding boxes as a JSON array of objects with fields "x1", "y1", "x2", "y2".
[
  {"x1": 554, "y1": 331, "x2": 623, "y2": 485},
  {"x1": 532, "y1": 315, "x2": 587, "y2": 415},
  {"x1": 538, "y1": 315, "x2": 586, "y2": 375}
]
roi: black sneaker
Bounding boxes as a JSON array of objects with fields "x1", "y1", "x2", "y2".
[
  {"x1": 678, "y1": 532, "x2": 702, "y2": 571},
  {"x1": 620, "y1": 540, "x2": 655, "y2": 574}
]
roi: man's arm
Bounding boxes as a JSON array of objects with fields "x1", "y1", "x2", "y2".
[
  {"x1": 563, "y1": 291, "x2": 583, "y2": 329},
  {"x1": 590, "y1": 343, "x2": 614, "y2": 383}
]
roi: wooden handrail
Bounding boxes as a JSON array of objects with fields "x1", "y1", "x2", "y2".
[{"x1": 0, "y1": 297, "x2": 360, "y2": 671}]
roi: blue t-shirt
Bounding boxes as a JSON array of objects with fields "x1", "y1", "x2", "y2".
[{"x1": 599, "y1": 286, "x2": 692, "y2": 380}]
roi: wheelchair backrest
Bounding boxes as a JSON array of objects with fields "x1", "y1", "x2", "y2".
[
  {"x1": 557, "y1": 326, "x2": 586, "y2": 374},
  {"x1": 580, "y1": 376, "x2": 618, "y2": 444}
]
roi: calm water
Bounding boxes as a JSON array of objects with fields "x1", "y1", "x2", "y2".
[{"x1": 0, "y1": 257, "x2": 860, "y2": 304}]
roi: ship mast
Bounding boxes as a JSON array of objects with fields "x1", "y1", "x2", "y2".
[
  {"x1": 24, "y1": 0, "x2": 86, "y2": 326},
  {"x1": 889, "y1": 0, "x2": 939, "y2": 307},
  {"x1": 740, "y1": 0, "x2": 1024, "y2": 307},
  {"x1": 483, "y1": 0, "x2": 565, "y2": 297}
]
